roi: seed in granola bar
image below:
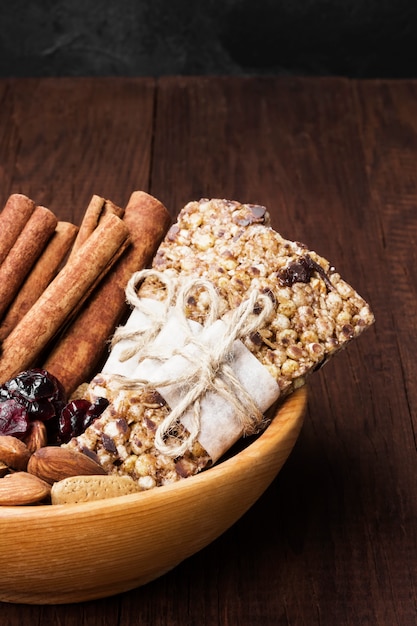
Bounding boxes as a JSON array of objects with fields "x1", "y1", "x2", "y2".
[
  {"x1": 247, "y1": 204, "x2": 267, "y2": 220},
  {"x1": 144, "y1": 417, "x2": 157, "y2": 432},
  {"x1": 340, "y1": 324, "x2": 355, "y2": 340},
  {"x1": 101, "y1": 433, "x2": 117, "y2": 454},
  {"x1": 115, "y1": 418, "x2": 129, "y2": 435},
  {"x1": 166, "y1": 224, "x2": 180, "y2": 241},
  {"x1": 143, "y1": 390, "x2": 167, "y2": 407},
  {"x1": 235, "y1": 217, "x2": 252, "y2": 227},
  {"x1": 175, "y1": 458, "x2": 197, "y2": 478},
  {"x1": 249, "y1": 331, "x2": 263, "y2": 346},
  {"x1": 80, "y1": 446, "x2": 101, "y2": 464},
  {"x1": 286, "y1": 344, "x2": 304, "y2": 360}
]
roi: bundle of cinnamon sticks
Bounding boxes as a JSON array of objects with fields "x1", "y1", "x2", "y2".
[{"x1": 0, "y1": 191, "x2": 171, "y2": 395}]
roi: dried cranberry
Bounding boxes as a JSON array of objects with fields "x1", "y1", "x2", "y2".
[
  {"x1": 0, "y1": 399, "x2": 29, "y2": 437},
  {"x1": 0, "y1": 368, "x2": 67, "y2": 439},
  {"x1": 1, "y1": 368, "x2": 66, "y2": 423},
  {"x1": 0, "y1": 369, "x2": 109, "y2": 444},
  {"x1": 83, "y1": 397, "x2": 109, "y2": 430},
  {"x1": 58, "y1": 399, "x2": 91, "y2": 442},
  {"x1": 277, "y1": 254, "x2": 334, "y2": 291},
  {"x1": 56, "y1": 397, "x2": 109, "y2": 444}
]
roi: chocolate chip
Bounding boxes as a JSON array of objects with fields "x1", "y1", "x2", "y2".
[{"x1": 249, "y1": 331, "x2": 263, "y2": 346}]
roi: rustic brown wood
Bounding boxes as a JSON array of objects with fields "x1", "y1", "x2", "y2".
[
  {"x1": 0, "y1": 76, "x2": 416, "y2": 624},
  {"x1": 0, "y1": 77, "x2": 155, "y2": 219}
]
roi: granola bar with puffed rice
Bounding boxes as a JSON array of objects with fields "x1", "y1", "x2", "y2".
[
  {"x1": 66, "y1": 198, "x2": 374, "y2": 489},
  {"x1": 141, "y1": 198, "x2": 374, "y2": 394},
  {"x1": 67, "y1": 377, "x2": 211, "y2": 490}
]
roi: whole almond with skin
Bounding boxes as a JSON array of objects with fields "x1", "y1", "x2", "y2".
[
  {"x1": 0, "y1": 471, "x2": 51, "y2": 505},
  {"x1": 0, "y1": 435, "x2": 31, "y2": 471},
  {"x1": 0, "y1": 461, "x2": 9, "y2": 478},
  {"x1": 27, "y1": 446, "x2": 107, "y2": 484},
  {"x1": 23, "y1": 420, "x2": 47, "y2": 453}
]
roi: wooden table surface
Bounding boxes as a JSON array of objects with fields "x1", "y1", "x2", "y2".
[{"x1": 0, "y1": 76, "x2": 416, "y2": 625}]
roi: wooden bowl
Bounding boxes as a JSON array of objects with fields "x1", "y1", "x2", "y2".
[{"x1": 0, "y1": 387, "x2": 306, "y2": 605}]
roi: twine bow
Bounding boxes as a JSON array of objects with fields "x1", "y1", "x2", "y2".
[{"x1": 110, "y1": 269, "x2": 275, "y2": 457}]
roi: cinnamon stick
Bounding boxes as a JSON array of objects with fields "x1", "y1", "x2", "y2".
[
  {"x1": 0, "y1": 221, "x2": 79, "y2": 341},
  {"x1": 0, "y1": 212, "x2": 130, "y2": 384},
  {"x1": 0, "y1": 206, "x2": 58, "y2": 320},
  {"x1": 0, "y1": 194, "x2": 36, "y2": 266},
  {"x1": 67, "y1": 195, "x2": 124, "y2": 262},
  {"x1": 43, "y1": 191, "x2": 171, "y2": 395}
]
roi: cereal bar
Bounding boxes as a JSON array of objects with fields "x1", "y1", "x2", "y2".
[
  {"x1": 66, "y1": 198, "x2": 374, "y2": 489},
  {"x1": 141, "y1": 198, "x2": 374, "y2": 394},
  {"x1": 67, "y1": 378, "x2": 212, "y2": 489}
]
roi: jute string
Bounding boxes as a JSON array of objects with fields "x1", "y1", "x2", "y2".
[{"x1": 110, "y1": 269, "x2": 274, "y2": 457}]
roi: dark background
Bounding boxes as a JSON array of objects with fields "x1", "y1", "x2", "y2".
[{"x1": 0, "y1": 0, "x2": 416, "y2": 78}]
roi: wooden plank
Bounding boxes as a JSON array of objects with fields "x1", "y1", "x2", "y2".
[
  {"x1": 0, "y1": 77, "x2": 155, "y2": 220},
  {"x1": 150, "y1": 76, "x2": 417, "y2": 625},
  {"x1": 352, "y1": 79, "x2": 417, "y2": 625},
  {"x1": 0, "y1": 77, "x2": 155, "y2": 624},
  {"x1": 0, "y1": 76, "x2": 416, "y2": 624}
]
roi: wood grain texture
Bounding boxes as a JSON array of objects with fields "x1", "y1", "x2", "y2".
[
  {"x1": 0, "y1": 76, "x2": 416, "y2": 624},
  {"x1": 0, "y1": 77, "x2": 155, "y2": 219}
]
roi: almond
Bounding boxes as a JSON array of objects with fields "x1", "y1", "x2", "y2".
[
  {"x1": 23, "y1": 420, "x2": 47, "y2": 453},
  {"x1": 27, "y1": 446, "x2": 107, "y2": 484},
  {"x1": 0, "y1": 435, "x2": 31, "y2": 471},
  {"x1": 0, "y1": 471, "x2": 51, "y2": 506},
  {"x1": 0, "y1": 461, "x2": 9, "y2": 478}
]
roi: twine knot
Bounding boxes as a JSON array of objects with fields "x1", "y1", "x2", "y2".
[{"x1": 110, "y1": 269, "x2": 275, "y2": 457}]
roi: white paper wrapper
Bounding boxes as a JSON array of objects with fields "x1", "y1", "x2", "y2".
[{"x1": 103, "y1": 299, "x2": 280, "y2": 462}]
